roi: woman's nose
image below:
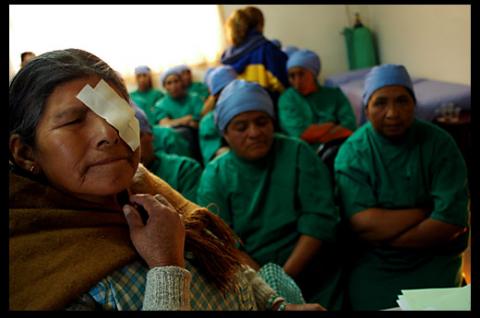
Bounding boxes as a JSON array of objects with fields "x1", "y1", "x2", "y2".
[
  {"x1": 385, "y1": 104, "x2": 399, "y2": 118},
  {"x1": 91, "y1": 113, "x2": 120, "y2": 148},
  {"x1": 247, "y1": 123, "x2": 262, "y2": 137}
]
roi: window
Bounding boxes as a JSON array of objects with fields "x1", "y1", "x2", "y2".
[{"x1": 9, "y1": 5, "x2": 226, "y2": 78}]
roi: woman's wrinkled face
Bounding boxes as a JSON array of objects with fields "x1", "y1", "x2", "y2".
[
  {"x1": 366, "y1": 85, "x2": 415, "y2": 139},
  {"x1": 33, "y1": 75, "x2": 140, "y2": 202},
  {"x1": 164, "y1": 74, "x2": 185, "y2": 99},
  {"x1": 288, "y1": 67, "x2": 317, "y2": 95},
  {"x1": 223, "y1": 111, "x2": 274, "y2": 161}
]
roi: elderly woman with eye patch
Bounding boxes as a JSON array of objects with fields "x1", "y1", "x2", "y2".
[
  {"x1": 9, "y1": 49, "x2": 325, "y2": 311},
  {"x1": 334, "y1": 64, "x2": 470, "y2": 310}
]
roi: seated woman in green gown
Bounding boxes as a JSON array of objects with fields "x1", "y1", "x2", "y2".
[
  {"x1": 278, "y1": 50, "x2": 356, "y2": 149},
  {"x1": 334, "y1": 64, "x2": 470, "y2": 310},
  {"x1": 154, "y1": 67, "x2": 205, "y2": 162},
  {"x1": 129, "y1": 65, "x2": 164, "y2": 126},
  {"x1": 197, "y1": 79, "x2": 344, "y2": 310},
  {"x1": 198, "y1": 65, "x2": 237, "y2": 165},
  {"x1": 175, "y1": 64, "x2": 210, "y2": 102},
  {"x1": 134, "y1": 106, "x2": 202, "y2": 202}
]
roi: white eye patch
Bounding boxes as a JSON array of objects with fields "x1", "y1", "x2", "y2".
[{"x1": 76, "y1": 79, "x2": 140, "y2": 151}]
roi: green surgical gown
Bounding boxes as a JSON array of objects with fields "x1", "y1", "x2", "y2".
[
  {"x1": 278, "y1": 84, "x2": 357, "y2": 139},
  {"x1": 154, "y1": 93, "x2": 204, "y2": 123},
  {"x1": 197, "y1": 134, "x2": 343, "y2": 308},
  {"x1": 198, "y1": 111, "x2": 223, "y2": 165},
  {"x1": 147, "y1": 150, "x2": 202, "y2": 202},
  {"x1": 334, "y1": 119, "x2": 469, "y2": 310},
  {"x1": 130, "y1": 89, "x2": 165, "y2": 126},
  {"x1": 188, "y1": 81, "x2": 210, "y2": 101}
]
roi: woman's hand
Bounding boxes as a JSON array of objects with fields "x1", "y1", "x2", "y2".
[
  {"x1": 123, "y1": 194, "x2": 185, "y2": 269},
  {"x1": 284, "y1": 303, "x2": 326, "y2": 311}
]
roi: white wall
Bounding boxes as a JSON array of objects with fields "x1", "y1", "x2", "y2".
[
  {"x1": 368, "y1": 5, "x2": 470, "y2": 85},
  {"x1": 221, "y1": 5, "x2": 470, "y2": 85}
]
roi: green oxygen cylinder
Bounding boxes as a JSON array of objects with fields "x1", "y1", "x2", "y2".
[{"x1": 343, "y1": 14, "x2": 379, "y2": 70}]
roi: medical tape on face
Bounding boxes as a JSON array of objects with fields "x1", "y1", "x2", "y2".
[{"x1": 76, "y1": 79, "x2": 140, "y2": 151}]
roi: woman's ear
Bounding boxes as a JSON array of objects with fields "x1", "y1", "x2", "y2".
[
  {"x1": 364, "y1": 104, "x2": 370, "y2": 121},
  {"x1": 9, "y1": 134, "x2": 39, "y2": 174}
]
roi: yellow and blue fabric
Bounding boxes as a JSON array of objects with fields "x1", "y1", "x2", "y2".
[
  {"x1": 196, "y1": 134, "x2": 342, "y2": 307},
  {"x1": 362, "y1": 64, "x2": 416, "y2": 107},
  {"x1": 147, "y1": 150, "x2": 202, "y2": 202},
  {"x1": 221, "y1": 30, "x2": 289, "y2": 97},
  {"x1": 214, "y1": 79, "x2": 274, "y2": 133},
  {"x1": 154, "y1": 93, "x2": 204, "y2": 123},
  {"x1": 270, "y1": 39, "x2": 282, "y2": 48},
  {"x1": 334, "y1": 120, "x2": 469, "y2": 310}
]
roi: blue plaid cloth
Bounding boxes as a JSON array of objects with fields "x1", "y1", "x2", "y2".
[
  {"x1": 88, "y1": 258, "x2": 258, "y2": 310},
  {"x1": 258, "y1": 263, "x2": 305, "y2": 304}
]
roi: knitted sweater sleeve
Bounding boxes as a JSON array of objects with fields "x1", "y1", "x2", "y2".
[
  {"x1": 241, "y1": 266, "x2": 278, "y2": 310},
  {"x1": 142, "y1": 266, "x2": 192, "y2": 310}
]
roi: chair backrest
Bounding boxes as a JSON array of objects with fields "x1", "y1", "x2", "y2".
[{"x1": 316, "y1": 137, "x2": 349, "y2": 181}]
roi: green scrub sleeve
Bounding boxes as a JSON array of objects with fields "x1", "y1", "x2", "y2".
[
  {"x1": 296, "y1": 143, "x2": 339, "y2": 242},
  {"x1": 278, "y1": 89, "x2": 310, "y2": 137},
  {"x1": 196, "y1": 164, "x2": 232, "y2": 227},
  {"x1": 153, "y1": 99, "x2": 169, "y2": 123},
  {"x1": 429, "y1": 135, "x2": 469, "y2": 227},
  {"x1": 334, "y1": 144, "x2": 377, "y2": 219},
  {"x1": 335, "y1": 87, "x2": 357, "y2": 131},
  {"x1": 177, "y1": 159, "x2": 203, "y2": 202}
]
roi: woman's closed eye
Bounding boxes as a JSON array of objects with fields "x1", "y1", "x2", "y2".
[{"x1": 53, "y1": 106, "x2": 87, "y2": 128}]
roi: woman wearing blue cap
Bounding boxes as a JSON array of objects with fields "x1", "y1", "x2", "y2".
[
  {"x1": 154, "y1": 67, "x2": 204, "y2": 127},
  {"x1": 134, "y1": 106, "x2": 202, "y2": 202},
  {"x1": 176, "y1": 64, "x2": 210, "y2": 101},
  {"x1": 198, "y1": 65, "x2": 237, "y2": 165},
  {"x1": 154, "y1": 67, "x2": 205, "y2": 162},
  {"x1": 278, "y1": 49, "x2": 356, "y2": 149},
  {"x1": 334, "y1": 64, "x2": 469, "y2": 310},
  {"x1": 129, "y1": 65, "x2": 164, "y2": 126},
  {"x1": 197, "y1": 79, "x2": 344, "y2": 309}
]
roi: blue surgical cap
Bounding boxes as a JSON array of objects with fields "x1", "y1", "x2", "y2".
[
  {"x1": 208, "y1": 66, "x2": 237, "y2": 96},
  {"x1": 131, "y1": 101, "x2": 152, "y2": 134},
  {"x1": 271, "y1": 39, "x2": 282, "y2": 48},
  {"x1": 160, "y1": 67, "x2": 181, "y2": 86},
  {"x1": 175, "y1": 64, "x2": 190, "y2": 73},
  {"x1": 204, "y1": 67, "x2": 215, "y2": 84},
  {"x1": 287, "y1": 49, "x2": 321, "y2": 77},
  {"x1": 362, "y1": 64, "x2": 415, "y2": 107},
  {"x1": 282, "y1": 45, "x2": 299, "y2": 58},
  {"x1": 214, "y1": 80, "x2": 274, "y2": 133},
  {"x1": 134, "y1": 65, "x2": 151, "y2": 75}
]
